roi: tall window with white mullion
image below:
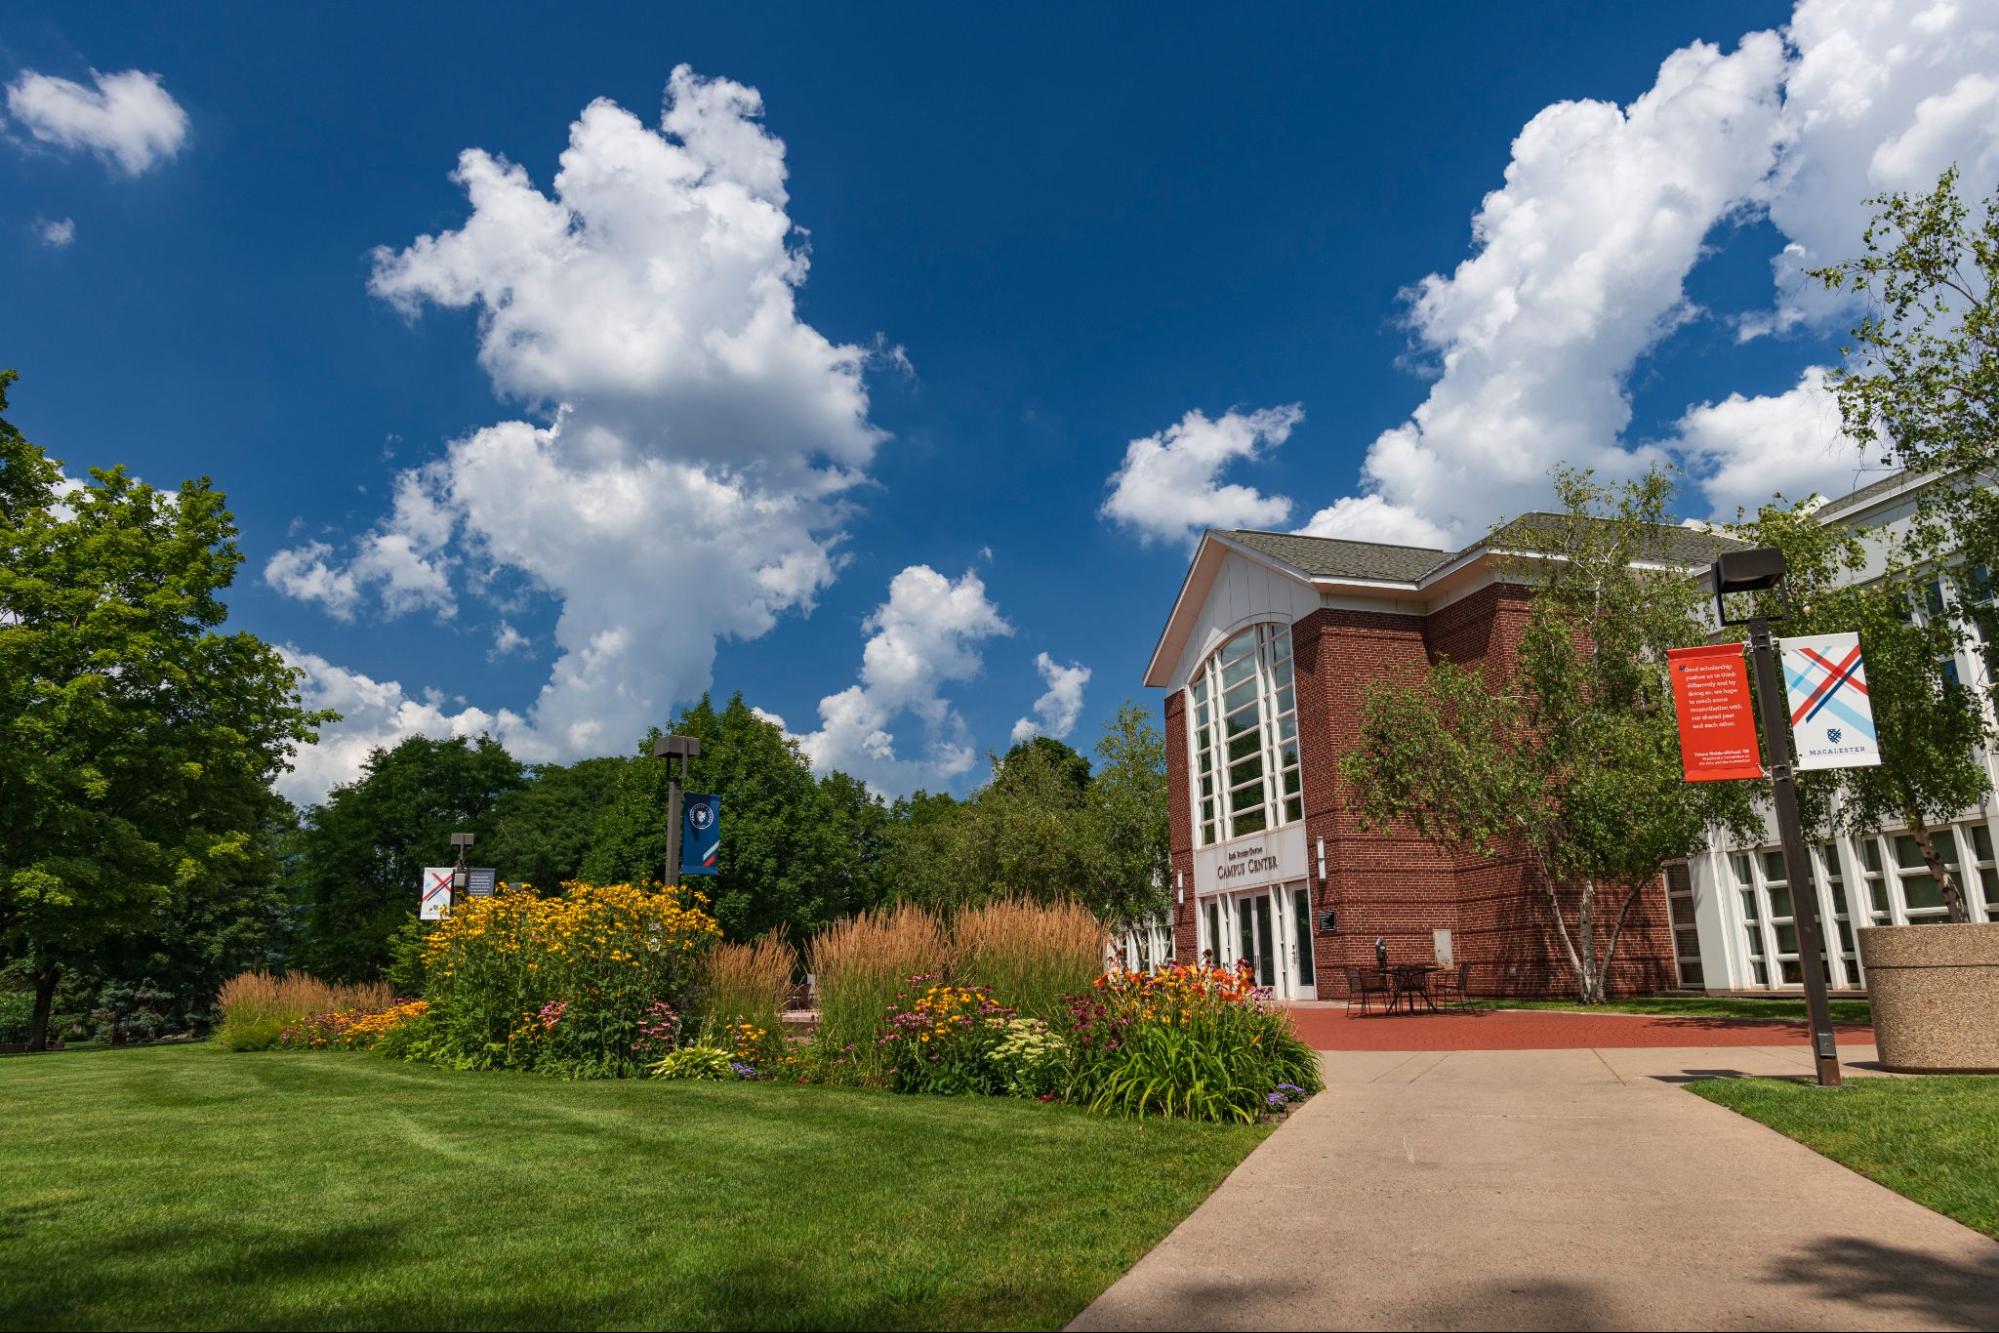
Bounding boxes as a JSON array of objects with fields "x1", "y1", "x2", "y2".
[
  {"x1": 1816, "y1": 842, "x2": 1856, "y2": 984},
  {"x1": 1730, "y1": 852, "x2": 1769, "y2": 987},
  {"x1": 1187, "y1": 623, "x2": 1303, "y2": 846},
  {"x1": 1858, "y1": 838, "x2": 1893, "y2": 926},
  {"x1": 1970, "y1": 823, "x2": 1999, "y2": 923},
  {"x1": 1891, "y1": 830, "x2": 1960, "y2": 923},
  {"x1": 1757, "y1": 849, "x2": 1805, "y2": 986}
]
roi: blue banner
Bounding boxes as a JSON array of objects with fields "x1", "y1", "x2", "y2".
[{"x1": 681, "y1": 792, "x2": 721, "y2": 877}]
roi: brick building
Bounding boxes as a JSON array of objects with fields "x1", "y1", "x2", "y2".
[
  {"x1": 1141, "y1": 472, "x2": 1999, "y2": 1001},
  {"x1": 1142, "y1": 518, "x2": 1738, "y2": 1000}
]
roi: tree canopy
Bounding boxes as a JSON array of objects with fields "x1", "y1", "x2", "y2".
[
  {"x1": 0, "y1": 370, "x2": 329, "y2": 1046},
  {"x1": 1342, "y1": 468, "x2": 1758, "y2": 1002}
]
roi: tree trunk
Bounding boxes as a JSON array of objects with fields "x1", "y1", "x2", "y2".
[
  {"x1": 1908, "y1": 819, "x2": 1971, "y2": 923},
  {"x1": 1539, "y1": 869, "x2": 1590, "y2": 1002},
  {"x1": 27, "y1": 961, "x2": 59, "y2": 1053},
  {"x1": 1594, "y1": 883, "x2": 1642, "y2": 1003},
  {"x1": 1576, "y1": 877, "x2": 1603, "y2": 1003}
]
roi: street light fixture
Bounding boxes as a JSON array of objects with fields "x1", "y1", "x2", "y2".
[
  {"x1": 449, "y1": 831, "x2": 475, "y2": 899},
  {"x1": 1709, "y1": 547, "x2": 1842, "y2": 1087},
  {"x1": 652, "y1": 735, "x2": 702, "y2": 887}
]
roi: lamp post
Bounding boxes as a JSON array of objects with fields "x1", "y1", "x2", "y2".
[
  {"x1": 652, "y1": 735, "x2": 702, "y2": 888},
  {"x1": 449, "y1": 832, "x2": 474, "y2": 906},
  {"x1": 1712, "y1": 548, "x2": 1842, "y2": 1088}
]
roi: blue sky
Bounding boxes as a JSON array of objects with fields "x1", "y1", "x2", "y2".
[{"x1": 6, "y1": 1, "x2": 1996, "y2": 803}]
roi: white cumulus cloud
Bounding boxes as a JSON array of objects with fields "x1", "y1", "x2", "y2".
[
  {"x1": 276, "y1": 647, "x2": 523, "y2": 805},
  {"x1": 1673, "y1": 365, "x2": 1873, "y2": 516},
  {"x1": 1100, "y1": 405, "x2": 1303, "y2": 545},
  {"x1": 271, "y1": 67, "x2": 891, "y2": 798},
  {"x1": 36, "y1": 216, "x2": 75, "y2": 247},
  {"x1": 1010, "y1": 652, "x2": 1091, "y2": 744},
  {"x1": 5, "y1": 68, "x2": 188, "y2": 175},
  {"x1": 797, "y1": 565, "x2": 1012, "y2": 795},
  {"x1": 1294, "y1": 495, "x2": 1452, "y2": 548},
  {"x1": 1244, "y1": 1, "x2": 1999, "y2": 545},
  {"x1": 1348, "y1": 32, "x2": 1791, "y2": 543}
]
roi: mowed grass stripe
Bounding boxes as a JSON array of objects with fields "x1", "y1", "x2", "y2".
[{"x1": 0, "y1": 1046, "x2": 1267, "y2": 1331}]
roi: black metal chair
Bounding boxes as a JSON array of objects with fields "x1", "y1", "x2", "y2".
[
  {"x1": 1345, "y1": 966, "x2": 1392, "y2": 1016},
  {"x1": 1430, "y1": 961, "x2": 1473, "y2": 1011}
]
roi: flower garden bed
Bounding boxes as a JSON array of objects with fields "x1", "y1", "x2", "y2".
[{"x1": 217, "y1": 887, "x2": 1321, "y2": 1123}]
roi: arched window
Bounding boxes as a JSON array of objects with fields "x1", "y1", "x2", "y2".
[{"x1": 1186, "y1": 622, "x2": 1301, "y2": 846}]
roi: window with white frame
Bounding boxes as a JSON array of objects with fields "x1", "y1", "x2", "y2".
[
  {"x1": 1730, "y1": 853, "x2": 1769, "y2": 986},
  {"x1": 1971, "y1": 824, "x2": 1999, "y2": 919},
  {"x1": 1818, "y1": 841, "x2": 1857, "y2": 981},
  {"x1": 1665, "y1": 862, "x2": 1703, "y2": 988},
  {"x1": 1186, "y1": 623, "x2": 1302, "y2": 846},
  {"x1": 1891, "y1": 831, "x2": 1965, "y2": 923}
]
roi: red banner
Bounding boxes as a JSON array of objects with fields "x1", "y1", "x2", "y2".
[{"x1": 1666, "y1": 642, "x2": 1764, "y2": 782}]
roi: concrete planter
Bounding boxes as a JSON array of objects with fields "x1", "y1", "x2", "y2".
[{"x1": 1857, "y1": 922, "x2": 1999, "y2": 1074}]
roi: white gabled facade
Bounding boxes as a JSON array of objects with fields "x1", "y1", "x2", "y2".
[{"x1": 1684, "y1": 472, "x2": 1999, "y2": 993}]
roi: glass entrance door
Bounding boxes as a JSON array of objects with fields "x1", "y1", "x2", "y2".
[
  {"x1": 1198, "y1": 885, "x2": 1317, "y2": 999},
  {"x1": 1237, "y1": 892, "x2": 1276, "y2": 989}
]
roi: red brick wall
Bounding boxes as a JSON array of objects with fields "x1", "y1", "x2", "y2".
[{"x1": 1164, "y1": 579, "x2": 1681, "y2": 999}]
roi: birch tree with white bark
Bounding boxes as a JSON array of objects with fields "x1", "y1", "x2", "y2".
[{"x1": 1341, "y1": 468, "x2": 1757, "y2": 1002}]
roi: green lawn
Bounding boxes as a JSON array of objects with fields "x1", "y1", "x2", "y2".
[
  {"x1": 0, "y1": 1045, "x2": 1267, "y2": 1331},
  {"x1": 1690, "y1": 1075, "x2": 1999, "y2": 1240},
  {"x1": 1475, "y1": 995, "x2": 1873, "y2": 1024}
]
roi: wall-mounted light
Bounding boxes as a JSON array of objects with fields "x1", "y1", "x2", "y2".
[
  {"x1": 1175, "y1": 870, "x2": 1184, "y2": 905},
  {"x1": 1315, "y1": 836, "x2": 1327, "y2": 884}
]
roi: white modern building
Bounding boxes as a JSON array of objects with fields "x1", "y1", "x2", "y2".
[{"x1": 1680, "y1": 471, "x2": 1999, "y2": 993}]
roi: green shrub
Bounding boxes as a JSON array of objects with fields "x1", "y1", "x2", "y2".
[
  {"x1": 649, "y1": 1045, "x2": 739, "y2": 1080},
  {"x1": 417, "y1": 883, "x2": 719, "y2": 1078},
  {"x1": 0, "y1": 991, "x2": 33, "y2": 1044},
  {"x1": 875, "y1": 980, "x2": 1016, "y2": 1096},
  {"x1": 1063, "y1": 965, "x2": 1322, "y2": 1122},
  {"x1": 988, "y1": 1017, "x2": 1068, "y2": 1098}
]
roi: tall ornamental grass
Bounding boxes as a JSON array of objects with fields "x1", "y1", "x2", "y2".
[
  {"x1": 700, "y1": 930, "x2": 794, "y2": 1039},
  {"x1": 808, "y1": 904, "x2": 947, "y2": 1080},
  {"x1": 951, "y1": 897, "x2": 1108, "y2": 1022},
  {"x1": 216, "y1": 972, "x2": 395, "y2": 1051}
]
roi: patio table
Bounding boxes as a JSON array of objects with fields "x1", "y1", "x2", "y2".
[{"x1": 1387, "y1": 963, "x2": 1438, "y2": 1014}]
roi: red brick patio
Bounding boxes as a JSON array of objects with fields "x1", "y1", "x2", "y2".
[{"x1": 1284, "y1": 1002, "x2": 1875, "y2": 1051}]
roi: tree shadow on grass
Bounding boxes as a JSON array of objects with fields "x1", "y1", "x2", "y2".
[{"x1": 3, "y1": 1215, "x2": 643, "y2": 1331}]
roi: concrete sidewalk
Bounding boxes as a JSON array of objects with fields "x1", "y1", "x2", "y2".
[{"x1": 1070, "y1": 1046, "x2": 1999, "y2": 1332}]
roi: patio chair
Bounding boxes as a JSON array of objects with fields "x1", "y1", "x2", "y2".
[
  {"x1": 1430, "y1": 961, "x2": 1473, "y2": 1011},
  {"x1": 1345, "y1": 966, "x2": 1391, "y2": 1016}
]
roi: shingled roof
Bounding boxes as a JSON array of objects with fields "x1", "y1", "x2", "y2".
[
  {"x1": 1223, "y1": 513, "x2": 1750, "y2": 585},
  {"x1": 1223, "y1": 529, "x2": 1446, "y2": 582}
]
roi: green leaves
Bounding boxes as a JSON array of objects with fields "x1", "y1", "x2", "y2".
[
  {"x1": 2, "y1": 372, "x2": 329, "y2": 1044},
  {"x1": 1342, "y1": 467, "x2": 1756, "y2": 999}
]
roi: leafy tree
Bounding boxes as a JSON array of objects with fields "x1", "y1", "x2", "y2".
[
  {"x1": 1738, "y1": 501, "x2": 1993, "y2": 922},
  {"x1": 1814, "y1": 167, "x2": 1999, "y2": 709},
  {"x1": 814, "y1": 769, "x2": 894, "y2": 919},
  {"x1": 997, "y1": 736, "x2": 1092, "y2": 798},
  {"x1": 1342, "y1": 468, "x2": 1758, "y2": 1002},
  {"x1": 295, "y1": 735, "x2": 525, "y2": 980},
  {"x1": 487, "y1": 756, "x2": 634, "y2": 890},
  {"x1": 580, "y1": 695, "x2": 875, "y2": 940},
  {"x1": 880, "y1": 707, "x2": 1169, "y2": 926},
  {"x1": 1081, "y1": 701, "x2": 1172, "y2": 928},
  {"x1": 912, "y1": 742, "x2": 1098, "y2": 912},
  {"x1": 0, "y1": 371, "x2": 329, "y2": 1047}
]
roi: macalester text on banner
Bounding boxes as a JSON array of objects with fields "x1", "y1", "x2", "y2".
[
  {"x1": 1666, "y1": 642, "x2": 1764, "y2": 781},
  {"x1": 1780, "y1": 631, "x2": 1881, "y2": 771}
]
